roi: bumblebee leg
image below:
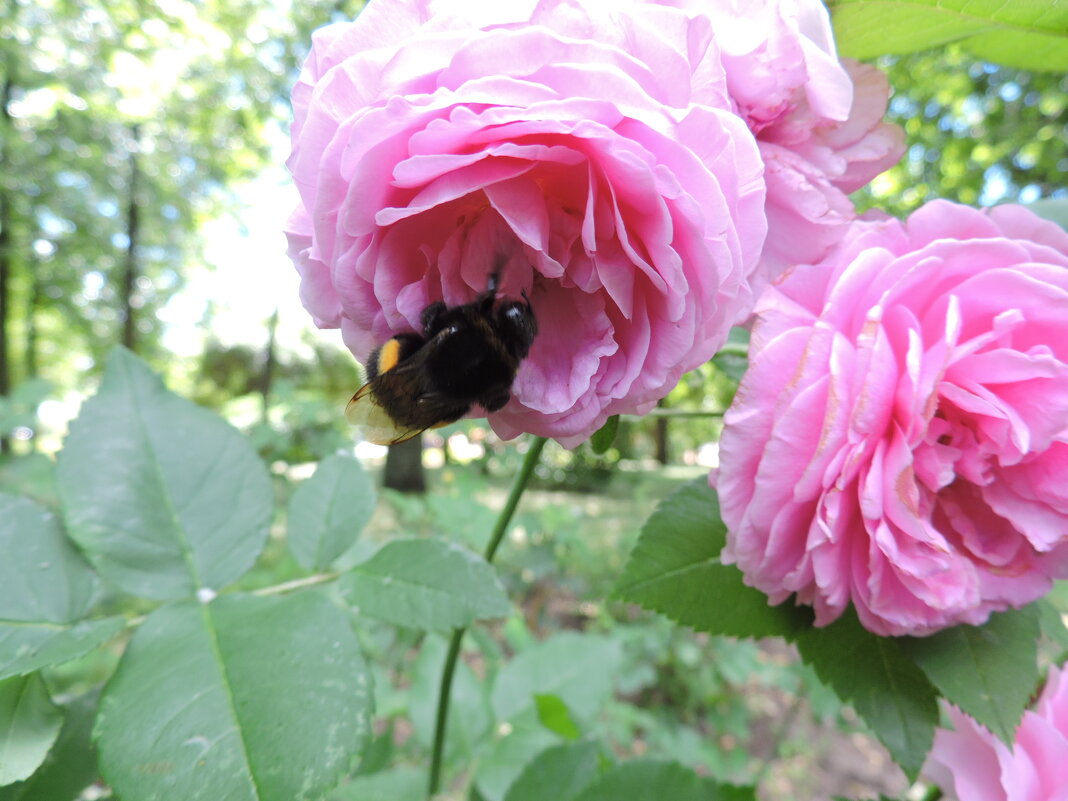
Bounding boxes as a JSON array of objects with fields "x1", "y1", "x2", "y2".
[{"x1": 421, "y1": 301, "x2": 448, "y2": 338}]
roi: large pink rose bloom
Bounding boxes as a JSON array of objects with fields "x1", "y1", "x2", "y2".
[
  {"x1": 286, "y1": 0, "x2": 768, "y2": 445},
  {"x1": 717, "y1": 201, "x2": 1068, "y2": 636},
  {"x1": 925, "y1": 663, "x2": 1068, "y2": 801}
]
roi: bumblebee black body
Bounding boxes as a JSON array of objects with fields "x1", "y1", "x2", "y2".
[{"x1": 347, "y1": 273, "x2": 537, "y2": 444}]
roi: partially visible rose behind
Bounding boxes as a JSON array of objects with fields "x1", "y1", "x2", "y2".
[
  {"x1": 717, "y1": 200, "x2": 1068, "y2": 636},
  {"x1": 925, "y1": 663, "x2": 1068, "y2": 800},
  {"x1": 285, "y1": 0, "x2": 899, "y2": 446},
  {"x1": 702, "y1": 0, "x2": 905, "y2": 275}
]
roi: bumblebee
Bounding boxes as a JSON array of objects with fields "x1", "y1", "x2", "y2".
[{"x1": 345, "y1": 273, "x2": 538, "y2": 445}]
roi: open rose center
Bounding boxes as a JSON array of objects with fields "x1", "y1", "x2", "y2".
[{"x1": 347, "y1": 98, "x2": 717, "y2": 438}]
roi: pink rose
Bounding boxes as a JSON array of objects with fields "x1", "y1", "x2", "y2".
[
  {"x1": 286, "y1": 0, "x2": 770, "y2": 445},
  {"x1": 925, "y1": 663, "x2": 1068, "y2": 801},
  {"x1": 702, "y1": 0, "x2": 905, "y2": 274},
  {"x1": 717, "y1": 200, "x2": 1068, "y2": 636},
  {"x1": 289, "y1": 0, "x2": 915, "y2": 445},
  {"x1": 757, "y1": 58, "x2": 905, "y2": 273}
]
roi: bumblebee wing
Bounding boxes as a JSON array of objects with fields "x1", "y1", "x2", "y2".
[{"x1": 345, "y1": 383, "x2": 427, "y2": 445}]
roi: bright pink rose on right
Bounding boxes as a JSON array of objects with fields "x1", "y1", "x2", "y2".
[
  {"x1": 925, "y1": 663, "x2": 1068, "y2": 800},
  {"x1": 717, "y1": 200, "x2": 1068, "y2": 637}
]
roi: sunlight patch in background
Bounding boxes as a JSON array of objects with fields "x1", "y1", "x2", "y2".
[{"x1": 159, "y1": 158, "x2": 334, "y2": 363}]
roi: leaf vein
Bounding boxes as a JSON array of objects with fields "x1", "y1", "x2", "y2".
[{"x1": 200, "y1": 603, "x2": 261, "y2": 801}]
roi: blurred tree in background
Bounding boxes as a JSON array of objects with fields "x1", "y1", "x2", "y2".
[{"x1": 0, "y1": 0, "x2": 363, "y2": 432}]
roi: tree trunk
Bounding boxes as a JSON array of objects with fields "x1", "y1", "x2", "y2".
[
  {"x1": 654, "y1": 417, "x2": 669, "y2": 465},
  {"x1": 120, "y1": 124, "x2": 141, "y2": 352},
  {"x1": 383, "y1": 435, "x2": 426, "y2": 493},
  {"x1": 20, "y1": 259, "x2": 41, "y2": 454},
  {"x1": 25, "y1": 260, "x2": 40, "y2": 379},
  {"x1": 654, "y1": 401, "x2": 669, "y2": 465},
  {"x1": 260, "y1": 309, "x2": 279, "y2": 424},
  {"x1": 0, "y1": 75, "x2": 14, "y2": 454}
]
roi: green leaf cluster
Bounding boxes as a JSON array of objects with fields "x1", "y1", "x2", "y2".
[
  {"x1": 0, "y1": 346, "x2": 774, "y2": 800},
  {"x1": 0, "y1": 347, "x2": 522, "y2": 799}
]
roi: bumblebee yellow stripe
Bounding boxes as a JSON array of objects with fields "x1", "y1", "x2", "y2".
[{"x1": 377, "y1": 338, "x2": 403, "y2": 374}]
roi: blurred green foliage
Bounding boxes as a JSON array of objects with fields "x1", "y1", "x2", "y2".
[
  {"x1": 856, "y1": 47, "x2": 1067, "y2": 216},
  {"x1": 0, "y1": 0, "x2": 365, "y2": 399}
]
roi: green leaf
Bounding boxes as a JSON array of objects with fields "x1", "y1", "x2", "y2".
[
  {"x1": 0, "y1": 619, "x2": 125, "y2": 683},
  {"x1": 589, "y1": 416, "x2": 619, "y2": 454},
  {"x1": 503, "y1": 740, "x2": 601, "y2": 801},
  {"x1": 491, "y1": 632, "x2": 622, "y2": 725},
  {"x1": 0, "y1": 494, "x2": 96, "y2": 622},
  {"x1": 426, "y1": 492, "x2": 498, "y2": 552},
  {"x1": 0, "y1": 675, "x2": 63, "y2": 786},
  {"x1": 0, "y1": 454, "x2": 57, "y2": 510},
  {"x1": 353, "y1": 720, "x2": 394, "y2": 777},
  {"x1": 711, "y1": 327, "x2": 750, "y2": 383},
  {"x1": 828, "y1": 0, "x2": 1068, "y2": 71},
  {"x1": 94, "y1": 592, "x2": 372, "y2": 801},
  {"x1": 338, "y1": 538, "x2": 511, "y2": 632},
  {"x1": 475, "y1": 721, "x2": 559, "y2": 801},
  {"x1": 0, "y1": 493, "x2": 124, "y2": 680},
  {"x1": 901, "y1": 607, "x2": 1041, "y2": 745},
  {"x1": 796, "y1": 611, "x2": 939, "y2": 781},
  {"x1": 328, "y1": 767, "x2": 424, "y2": 801},
  {"x1": 1037, "y1": 599, "x2": 1068, "y2": 652},
  {"x1": 287, "y1": 454, "x2": 375, "y2": 571},
  {"x1": 614, "y1": 479, "x2": 811, "y2": 639},
  {"x1": 56, "y1": 348, "x2": 272, "y2": 601},
  {"x1": 534, "y1": 694, "x2": 581, "y2": 740},
  {"x1": 0, "y1": 690, "x2": 100, "y2": 801},
  {"x1": 573, "y1": 760, "x2": 755, "y2": 801}
]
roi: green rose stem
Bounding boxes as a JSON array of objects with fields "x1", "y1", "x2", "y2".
[{"x1": 428, "y1": 435, "x2": 548, "y2": 799}]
